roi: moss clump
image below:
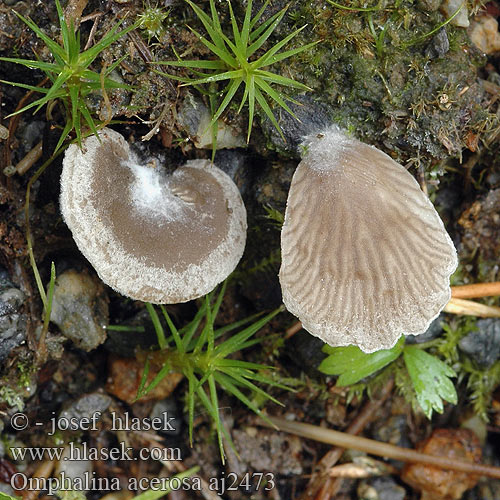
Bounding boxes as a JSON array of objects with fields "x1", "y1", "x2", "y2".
[{"x1": 257, "y1": 0, "x2": 497, "y2": 167}]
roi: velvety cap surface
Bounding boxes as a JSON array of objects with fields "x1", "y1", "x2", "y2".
[{"x1": 61, "y1": 128, "x2": 247, "y2": 303}]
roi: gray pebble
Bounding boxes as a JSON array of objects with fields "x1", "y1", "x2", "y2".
[
  {"x1": 459, "y1": 319, "x2": 500, "y2": 368},
  {"x1": 0, "y1": 275, "x2": 27, "y2": 362},
  {"x1": 260, "y1": 95, "x2": 333, "y2": 156},
  {"x1": 50, "y1": 269, "x2": 108, "y2": 351},
  {"x1": 425, "y1": 28, "x2": 450, "y2": 59},
  {"x1": 59, "y1": 392, "x2": 112, "y2": 431}
]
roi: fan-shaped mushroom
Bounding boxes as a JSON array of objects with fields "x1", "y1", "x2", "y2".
[
  {"x1": 60, "y1": 128, "x2": 247, "y2": 303},
  {"x1": 279, "y1": 127, "x2": 457, "y2": 353}
]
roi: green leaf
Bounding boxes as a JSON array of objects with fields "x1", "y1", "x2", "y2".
[
  {"x1": 156, "y1": 59, "x2": 226, "y2": 69},
  {"x1": 0, "y1": 492, "x2": 21, "y2": 500},
  {"x1": 187, "y1": 26, "x2": 238, "y2": 68},
  {"x1": 136, "y1": 356, "x2": 151, "y2": 400},
  {"x1": 249, "y1": 5, "x2": 284, "y2": 43},
  {"x1": 215, "y1": 369, "x2": 282, "y2": 406},
  {"x1": 254, "y1": 69, "x2": 311, "y2": 90},
  {"x1": 186, "y1": 369, "x2": 196, "y2": 447},
  {"x1": 161, "y1": 305, "x2": 184, "y2": 353},
  {"x1": 180, "y1": 69, "x2": 243, "y2": 87},
  {"x1": 246, "y1": 7, "x2": 287, "y2": 57},
  {"x1": 131, "y1": 468, "x2": 199, "y2": 500},
  {"x1": 0, "y1": 79, "x2": 50, "y2": 94},
  {"x1": 210, "y1": 77, "x2": 243, "y2": 123},
  {"x1": 253, "y1": 24, "x2": 308, "y2": 67},
  {"x1": 146, "y1": 303, "x2": 167, "y2": 349},
  {"x1": 319, "y1": 337, "x2": 404, "y2": 386},
  {"x1": 142, "y1": 362, "x2": 172, "y2": 397},
  {"x1": 208, "y1": 375, "x2": 225, "y2": 461},
  {"x1": 261, "y1": 40, "x2": 321, "y2": 67},
  {"x1": 255, "y1": 77, "x2": 295, "y2": 118},
  {"x1": 53, "y1": 119, "x2": 73, "y2": 156},
  {"x1": 403, "y1": 346, "x2": 457, "y2": 419},
  {"x1": 0, "y1": 57, "x2": 59, "y2": 73},
  {"x1": 185, "y1": 0, "x2": 225, "y2": 51},
  {"x1": 253, "y1": 85, "x2": 283, "y2": 139},
  {"x1": 214, "y1": 306, "x2": 282, "y2": 358},
  {"x1": 240, "y1": 0, "x2": 253, "y2": 47}
]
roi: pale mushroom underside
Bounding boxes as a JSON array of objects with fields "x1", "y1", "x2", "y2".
[{"x1": 279, "y1": 129, "x2": 458, "y2": 353}]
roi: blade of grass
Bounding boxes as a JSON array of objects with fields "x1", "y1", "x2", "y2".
[
  {"x1": 146, "y1": 303, "x2": 167, "y2": 349},
  {"x1": 254, "y1": 85, "x2": 283, "y2": 140},
  {"x1": 160, "y1": 306, "x2": 184, "y2": 353}
]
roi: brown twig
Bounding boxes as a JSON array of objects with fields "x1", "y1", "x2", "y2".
[
  {"x1": 83, "y1": 13, "x2": 103, "y2": 51},
  {"x1": 300, "y1": 378, "x2": 394, "y2": 500},
  {"x1": 451, "y1": 282, "x2": 500, "y2": 299},
  {"x1": 64, "y1": 0, "x2": 89, "y2": 31},
  {"x1": 14, "y1": 140, "x2": 43, "y2": 175},
  {"x1": 21, "y1": 460, "x2": 54, "y2": 500},
  {"x1": 444, "y1": 298, "x2": 500, "y2": 318},
  {"x1": 259, "y1": 417, "x2": 500, "y2": 479}
]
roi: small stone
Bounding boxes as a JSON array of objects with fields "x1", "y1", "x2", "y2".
[
  {"x1": 418, "y1": 0, "x2": 441, "y2": 12},
  {"x1": 260, "y1": 95, "x2": 332, "y2": 156},
  {"x1": 469, "y1": 15, "x2": 500, "y2": 55},
  {"x1": 425, "y1": 28, "x2": 450, "y2": 58},
  {"x1": 372, "y1": 415, "x2": 412, "y2": 450},
  {"x1": 59, "y1": 392, "x2": 112, "y2": 431},
  {"x1": 406, "y1": 315, "x2": 444, "y2": 344},
  {"x1": 54, "y1": 445, "x2": 93, "y2": 491},
  {"x1": 441, "y1": 0, "x2": 470, "y2": 28},
  {"x1": 358, "y1": 477, "x2": 406, "y2": 500},
  {"x1": 178, "y1": 93, "x2": 245, "y2": 149},
  {"x1": 0, "y1": 273, "x2": 27, "y2": 362},
  {"x1": 150, "y1": 398, "x2": 181, "y2": 436},
  {"x1": 232, "y1": 428, "x2": 303, "y2": 474},
  {"x1": 401, "y1": 428, "x2": 481, "y2": 500},
  {"x1": 50, "y1": 269, "x2": 109, "y2": 351},
  {"x1": 213, "y1": 149, "x2": 252, "y2": 196},
  {"x1": 0, "y1": 124, "x2": 8, "y2": 140},
  {"x1": 106, "y1": 354, "x2": 183, "y2": 404},
  {"x1": 288, "y1": 330, "x2": 328, "y2": 377},
  {"x1": 459, "y1": 319, "x2": 500, "y2": 368}
]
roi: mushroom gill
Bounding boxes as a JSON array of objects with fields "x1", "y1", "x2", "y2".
[
  {"x1": 60, "y1": 128, "x2": 247, "y2": 303},
  {"x1": 279, "y1": 127, "x2": 458, "y2": 353}
]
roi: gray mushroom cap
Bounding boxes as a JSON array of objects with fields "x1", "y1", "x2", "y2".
[
  {"x1": 279, "y1": 127, "x2": 458, "y2": 353},
  {"x1": 60, "y1": 128, "x2": 247, "y2": 303}
]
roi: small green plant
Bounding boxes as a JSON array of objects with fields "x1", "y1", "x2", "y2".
[
  {"x1": 156, "y1": 0, "x2": 318, "y2": 149},
  {"x1": 0, "y1": 493, "x2": 19, "y2": 500},
  {"x1": 0, "y1": 386, "x2": 26, "y2": 412},
  {"x1": 137, "y1": 282, "x2": 289, "y2": 462},
  {"x1": 130, "y1": 468, "x2": 199, "y2": 500},
  {"x1": 263, "y1": 204, "x2": 284, "y2": 228},
  {"x1": 0, "y1": 0, "x2": 137, "y2": 153},
  {"x1": 138, "y1": 1, "x2": 170, "y2": 42},
  {"x1": 319, "y1": 336, "x2": 458, "y2": 419}
]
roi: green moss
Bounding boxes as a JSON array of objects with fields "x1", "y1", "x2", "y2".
[{"x1": 261, "y1": 0, "x2": 492, "y2": 167}]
